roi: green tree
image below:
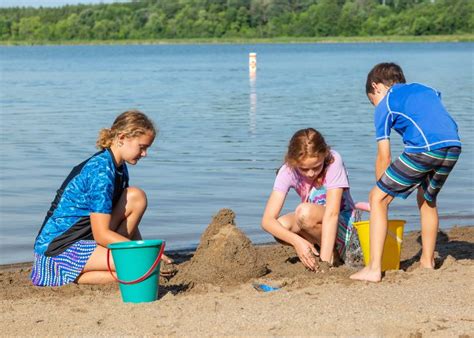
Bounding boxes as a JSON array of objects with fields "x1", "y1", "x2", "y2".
[
  {"x1": 250, "y1": 0, "x2": 289, "y2": 27},
  {"x1": 0, "y1": 16, "x2": 12, "y2": 39},
  {"x1": 435, "y1": 0, "x2": 473, "y2": 34},
  {"x1": 18, "y1": 16, "x2": 42, "y2": 40},
  {"x1": 338, "y1": 1, "x2": 364, "y2": 36},
  {"x1": 144, "y1": 11, "x2": 166, "y2": 37},
  {"x1": 93, "y1": 19, "x2": 119, "y2": 39},
  {"x1": 0, "y1": 0, "x2": 471, "y2": 42},
  {"x1": 193, "y1": 9, "x2": 214, "y2": 37},
  {"x1": 299, "y1": 0, "x2": 341, "y2": 36},
  {"x1": 54, "y1": 13, "x2": 81, "y2": 40},
  {"x1": 165, "y1": 5, "x2": 197, "y2": 37},
  {"x1": 361, "y1": 4, "x2": 393, "y2": 35},
  {"x1": 265, "y1": 11, "x2": 294, "y2": 36}
]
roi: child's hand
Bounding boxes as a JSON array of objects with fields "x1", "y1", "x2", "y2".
[
  {"x1": 162, "y1": 254, "x2": 174, "y2": 264},
  {"x1": 160, "y1": 254, "x2": 177, "y2": 278},
  {"x1": 294, "y1": 237, "x2": 319, "y2": 271}
]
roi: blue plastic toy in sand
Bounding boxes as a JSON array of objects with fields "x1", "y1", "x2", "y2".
[
  {"x1": 107, "y1": 240, "x2": 165, "y2": 303},
  {"x1": 253, "y1": 283, "x2": 281, "y2": 292}
]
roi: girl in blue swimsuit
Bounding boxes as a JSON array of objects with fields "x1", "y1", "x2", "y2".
[{"x1": 31, "y1": 110, "x2": 170, "y2": 286}]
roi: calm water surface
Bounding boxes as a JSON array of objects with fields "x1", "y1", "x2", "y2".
[{"x1": 0, "y1": 43, "x2": 473, "y2": 264}]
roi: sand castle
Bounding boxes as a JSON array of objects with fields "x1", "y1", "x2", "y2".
[{"x1": 173, "y1": 208, "x2": 267, "y2": 287}]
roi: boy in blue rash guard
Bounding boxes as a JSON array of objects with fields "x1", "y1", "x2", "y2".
[
  {"x1": 31, "y1": 110, "x2": 172, "y2": 286},
  {"x1": 350, "y1": 63, "x2": 461, "y2": 282}
]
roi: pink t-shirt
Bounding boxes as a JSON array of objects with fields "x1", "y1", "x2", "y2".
[{"x1": 273, "y1": 150, "x2": 352, "y2": 205}]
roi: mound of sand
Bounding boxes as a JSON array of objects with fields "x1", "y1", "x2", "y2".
[{"x1": 172, "y1": 209, "x2": 267, "y2": 287}]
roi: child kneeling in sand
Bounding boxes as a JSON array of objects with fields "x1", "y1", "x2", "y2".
[
  {"x1": 350, "y1": 63, "x2": 462, "y2": 282},
  {"x1": 31, "y1": 110, "x2": 172, "y2": 286},
  {"x1": 261, "y1": 128, "x2": 357, "y2": 270}
]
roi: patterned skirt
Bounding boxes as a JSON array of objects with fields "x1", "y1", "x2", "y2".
[{"x1": 31, "y1": 240, "x2": 97, "y2": 287}]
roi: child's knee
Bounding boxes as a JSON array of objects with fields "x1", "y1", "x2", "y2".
[
  {"x1": 295, "y1": 203, "x2": 321, "y2": 231},
  {"x1": 417, "y1": 187, "x2": 437, "y2": 208},
  {"x1": 126, "y1": 187, "x2": 148, "y2": 210},
  {"x1": 295, "y1": 203, "x2": 311, "y2": 221},
  {"x1": 369, "y1": 186, "x2": 391, "y2": 207}
]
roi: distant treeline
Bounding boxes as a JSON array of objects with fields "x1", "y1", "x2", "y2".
[{"x1": 0, "y1": 0, "x2": 472, "y2": 41}]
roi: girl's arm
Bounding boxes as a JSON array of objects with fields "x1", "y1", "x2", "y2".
[
  {"x1": 375, "y1": 139, "x2": 391, "y2": 180},
  {"x1": 262, "y1": 191, "x2": 297, "y2": 244},
  {"x1": 319, "y1": 188, "x2": 343, "y2": 263},
  {"x1": 90, "y1": 213, "x2": 129, "y2": 247},
  {"x1": 262, "y1": 191, "x2": 318, "y2": 270}
]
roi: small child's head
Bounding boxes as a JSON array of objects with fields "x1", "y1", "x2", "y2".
[
  {"x1": 97, "y1": 110, "x2": 157, "y2": 164},
  {"x1": 366, "y1": 62, "x2": 406, "y2": 106},
  {"x1": 285, "y1": 128, "x2": 332, "y2": 182}
]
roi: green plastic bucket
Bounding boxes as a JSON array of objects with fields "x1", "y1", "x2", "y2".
[{"x1": 107, "y1": 239, "x2": 165, "y2": 303}]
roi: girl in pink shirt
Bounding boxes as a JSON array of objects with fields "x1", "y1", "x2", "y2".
[{"x1": 261, "y1": 128, "x2": 355, "y2": 270}]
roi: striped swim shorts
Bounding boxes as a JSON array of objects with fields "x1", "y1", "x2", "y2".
[
  {"x1": 377, "y1": 147, "x2": 461, "y2": 202},
  {"x1": 31, "y1": 240, "x2": 97, "y2": 287}
]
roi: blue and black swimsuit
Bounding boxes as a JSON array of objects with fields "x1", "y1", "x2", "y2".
[{"x1": 31, "y1": 149, "x2": 128, "y2": 286}]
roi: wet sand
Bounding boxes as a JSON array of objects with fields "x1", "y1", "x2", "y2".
[{"x1": 1, "y1": 209, "x2": 473, "y2": 336}]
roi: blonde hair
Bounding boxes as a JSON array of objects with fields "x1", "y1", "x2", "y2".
[{"x1": 96, "y1": 110, "x2": 157, "y2": 150}]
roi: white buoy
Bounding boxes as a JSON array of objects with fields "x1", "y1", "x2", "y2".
[{"x1": 249, "y1": 52, "x2": 257, "y2": 74}]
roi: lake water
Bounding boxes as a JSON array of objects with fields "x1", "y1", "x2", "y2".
[{"x1": 0, "y1": 43, "x2": 473, "y2": 264}]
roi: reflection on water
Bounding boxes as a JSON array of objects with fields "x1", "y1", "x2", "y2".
[
  {"x1": 0, "y1": 43, "x2": 473, "y2": 264},
  {"x1": 249, "y1": 74, "x2": 257, "y2": 135}
]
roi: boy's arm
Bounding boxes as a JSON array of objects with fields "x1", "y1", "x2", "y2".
[{"x1": 375, "y1": 139, "x2": 391, "y2": 181}]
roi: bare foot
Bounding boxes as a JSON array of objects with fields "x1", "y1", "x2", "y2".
[
  {"x1": 349, "y1": 266, "x2": 382, "y2": 282},
  {"x1": 162, "y1": 254, "x2": 174, "y2": 264},
  {"x1": 419, "y1": 257, "x2": 435, "y2": 269},
  {"x1": 160, "y1": 263, "x2": 178, "y2": 278},
  {"x1": 160, "y1": 254, "x2": 177, "y2": 278}
]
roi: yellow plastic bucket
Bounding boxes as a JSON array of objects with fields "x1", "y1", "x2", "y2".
[{"x1": 354, "y1": 220, "x2": 405, "y2": 271}]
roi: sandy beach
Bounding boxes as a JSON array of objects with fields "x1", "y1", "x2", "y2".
[{"x1": 1, "y1": 209, "x2": 473, "y2": 337}]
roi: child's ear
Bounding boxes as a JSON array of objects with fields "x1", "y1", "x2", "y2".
[
  {"x1": 372, "y1": 82, "x2": 381, "y2": 93},
  {"x1": 115, "y1": 133, "x2": 127, "y2": 146}
]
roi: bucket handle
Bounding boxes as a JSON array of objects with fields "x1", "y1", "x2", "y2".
[{"x1": 106, "y1": 242, "x2": 166, "y2": 285}]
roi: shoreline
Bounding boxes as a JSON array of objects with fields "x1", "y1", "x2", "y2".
[
  {"x1": 1, "y1": 223, "x2": 470, "y2": 270},
  {"x1": 1, "y1": 34, "x2": 473, "y2": 46}
]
